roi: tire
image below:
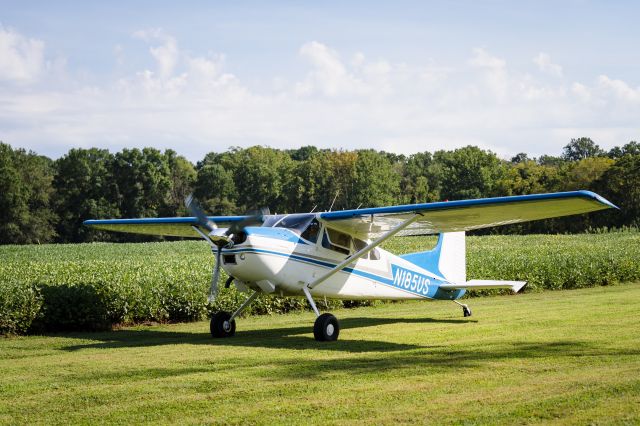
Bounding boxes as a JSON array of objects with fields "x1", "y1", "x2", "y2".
[
  {"x1": 463, "y1": 306, "x2": 472, "y2": 317},
  {"x1": 313, "y1": 313, "x2": 340, "y2": 341},
  {"x1": 210, "y1": 311, "x2": 236, "y2": 338}
]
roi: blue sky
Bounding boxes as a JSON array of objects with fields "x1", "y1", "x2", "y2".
[{"x1": 1, "y1": 1, "x2": 639, "y2": 160}]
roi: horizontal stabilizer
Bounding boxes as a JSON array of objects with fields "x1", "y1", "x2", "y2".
[{"x1": 439, "y1": 280, "x2": 527, "y2": 293}]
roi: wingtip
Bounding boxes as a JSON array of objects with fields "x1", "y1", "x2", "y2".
[{"x1": 577, "y1": 190, "x2": 619, "y2": 210}]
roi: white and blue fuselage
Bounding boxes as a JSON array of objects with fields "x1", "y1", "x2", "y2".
[{"x1": 220, "y1": 226, "x2": 465, "y2": 302}]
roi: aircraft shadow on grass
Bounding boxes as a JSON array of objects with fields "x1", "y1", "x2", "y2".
[
  {"x1": 55, "y1": 316, "x2": 640, "y2": 381},
  {"x1": 61, "y1": 316, "x2": 473, "y2": 353}
]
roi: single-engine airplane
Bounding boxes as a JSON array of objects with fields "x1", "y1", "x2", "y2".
[{"x1": 85, "y1": 190, "x2": 617, "y2": 341}]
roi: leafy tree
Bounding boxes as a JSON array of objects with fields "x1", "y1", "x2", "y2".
[
  {"x1": 562, "y1": 157, "x2": 615, "y2": 191},
  {"x1": 53, "y1": 148, "x2": 119, "y2": 242},
  {"x1": 402, "y1": 152, "x2": 434, "y2": 204},
  {"x1": 233, "y1": 146, "x2": 294, "y2": 213},
  {"x1": 433, "y1": 146, "x2": 508, "y2": 200},
  {"x1": 0, "y1": 143, "x2": 56, "y2": 244},
  {"x1": 323, "y1": 150, "x2": 358, "y2": 210},
  {"x1": 506, "y1": 160, "x2": 562, "y2": 195},
  {"x1": 562, "y1": 137, "x2": 605, "y2": 161},
  {"x1": 538, "y1": 155, "x2": 564, "y2": 167},
  {"x1": 353, "y1": 150, "x2": 400, "y2": 208},
  {"x1": 111, "y1": 148, "x2": 171, "y2": 218},
  {"x1": 195, "y1": 162, "x2": 237, "y2": 215},
  {"x1": 286, "y1": 146, "x2": 321, "y2": 162},
  {"x1": 163, "y1": 150, "x2": 196, "y2": 216},
  {"x1": 510, "y1": 153, "x2": 530, "y2": 164},
  {"x1": 282, "y1": 150, "x2": 330, "y2": 213},
  {"x1": 608, "y1": 141, "x2": 640, "y2": 159},
  {"x1": 595, "y1": 154, "x2": 640, "y2": 227}
]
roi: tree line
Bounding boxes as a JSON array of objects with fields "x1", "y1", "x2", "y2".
[{"x1": 1, "y1": 137, "x2": 638, "y2": 244}]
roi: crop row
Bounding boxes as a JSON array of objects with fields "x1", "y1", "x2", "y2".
[{"x1": 1, "y1": 232, "x2": 639, "y2": 334}]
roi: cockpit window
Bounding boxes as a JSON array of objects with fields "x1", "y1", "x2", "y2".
[
  {"x1": 300, "y1": 219, "x2": 320, "y2": 243},
  {"x1": 274, "y1": 214, "x2": 315, "y2": 235}
]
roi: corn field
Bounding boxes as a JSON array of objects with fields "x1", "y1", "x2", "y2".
[{"x1": 1, "y1": 232, "x2": 639, "y2": 335}]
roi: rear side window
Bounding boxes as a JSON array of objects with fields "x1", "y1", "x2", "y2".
[
  {"x1": 322, "y1": 228, "x2": 351, "y2": 255},
  {"x1": 353, "y1": 237, "x2": 381, "y2": 260}
]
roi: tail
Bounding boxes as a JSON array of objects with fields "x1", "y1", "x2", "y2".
[
  {"x1": 400, "y1": 232, "x2": 466, "y2": 283},
  {"x1": 401, "y1": 231, "x2": 526, "y2": 293}
]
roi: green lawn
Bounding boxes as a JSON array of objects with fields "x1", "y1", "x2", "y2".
[{"x1": 1, "y1": 283, "x2": 639, "y2": 425}]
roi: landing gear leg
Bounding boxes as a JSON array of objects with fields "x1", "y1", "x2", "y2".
[
  {"x1": 303, "y1": 286, "x2": 340, "y2": 341},
  {"x1": 210, "y1": 291, "x2": 259, "y2": 338},
  {"x1": 453, "y1": 300, "x2": 472, "y2": 317}
]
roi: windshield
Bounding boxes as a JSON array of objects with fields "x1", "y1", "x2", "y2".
[
  {"x1": 261, "y1": 214, "x2": 286, "y2": 227},
  {"x1": 274, "y1": 214, "x2": 315, "y2": 235}
]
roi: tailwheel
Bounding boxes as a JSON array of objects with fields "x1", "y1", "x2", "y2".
[
  {"x1": 210, "y1": 311, "x2": 236, "y2": 338},
  {"x1": 462, "y1": 305, "x2": 472, "y2": 317},
  {"x1": 313, "y1": 313, "x2": 340, "y2": 341}
]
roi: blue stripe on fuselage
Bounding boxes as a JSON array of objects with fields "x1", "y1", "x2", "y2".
[{"x1": 223, "y1": 245, "x2": 463, "y2": 300}]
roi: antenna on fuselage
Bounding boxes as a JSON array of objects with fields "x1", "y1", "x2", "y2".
[
  {"x1": 328, "y1": 191, "x2": 339, "y2": 212},
  {"x1": 309, "y1": 205, "x2": 318, "y2": 213}
]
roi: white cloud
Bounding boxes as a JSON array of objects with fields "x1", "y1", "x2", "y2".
[
  {"x1": 597, "y1": 75, "x2": 640, "y2": 102},
  {"x1": 469, "y1": 48, "x2": 506, "y2": 69},
  {"x1": 0, "y1": 26, "x2": 45, "y2": 82},
  {"x1": 296, "y1": 41, "x2": 369, "y2": 97},
  {"x1": 133, "y1": 28, "x2": 179, "y2": 79},
  {"x1": 572, "y1": 82, "x2": 591, "y2": 102},
  {"x1": 0, "y1": 29, "x2": 638, "y2": 161},
  {"x1": 469, "y1": 48, "x2": 508, "y2": 101},
  {"x1": 533, "y1": 52, "x2": 563, "y2": 77}
]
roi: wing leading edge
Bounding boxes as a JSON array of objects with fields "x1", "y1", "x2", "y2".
[
  {"x1": 84, "y1": 191, "x2": 616, "y2": 239},
  {"x1": 84, "y1": 216, "x2": 248, "y2": 238},
  {"x1": 319, "y1": 190, "x2": 617, "y2": 240}
]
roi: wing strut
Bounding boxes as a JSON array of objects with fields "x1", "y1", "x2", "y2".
[{"x1": 307, "y1": 214, "x2": 420, "y2": 290}]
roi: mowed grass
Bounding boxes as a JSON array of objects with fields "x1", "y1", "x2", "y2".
[{"x1": 1, "y1": 283, "x2": 639, "y2": 425}]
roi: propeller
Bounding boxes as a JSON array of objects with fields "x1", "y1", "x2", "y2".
[{"x1": 184, "y1": 195, "x2": 269, "y2": 303}]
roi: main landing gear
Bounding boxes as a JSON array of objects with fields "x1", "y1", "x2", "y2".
[
  {"x1": 304, "y1": 287, "x2": 340, "y2": 341},
  {"x1": 209, "y1": 287, "x2": 341, "y2": 342},
  {"x1": 454, "y1": 300, "x2": 472, "y2": 317}
]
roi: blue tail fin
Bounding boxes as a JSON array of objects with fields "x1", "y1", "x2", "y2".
[{"x1": 400, "y1": 232, "x2": 466, "y2": 283}]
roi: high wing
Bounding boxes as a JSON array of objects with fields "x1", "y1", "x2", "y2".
[
  {"x1": 84, "y1": 216, "x2": 249, "y2": 238},
  {"x1": 319, "y1": 190, "x2": 617, "y2": 240}
]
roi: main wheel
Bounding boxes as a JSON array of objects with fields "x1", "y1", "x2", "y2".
[
  {"x1": 210, "y1": 311, "x2": 236, "y2": 338},
  {"x1": 313, "y1": 313, "x2": 340, "y2": 341}
]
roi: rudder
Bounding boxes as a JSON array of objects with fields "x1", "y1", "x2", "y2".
[{"x1": 400, "y1": 232, "x2": 466, "y2": 283}]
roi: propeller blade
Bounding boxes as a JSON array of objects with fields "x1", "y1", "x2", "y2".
[
  {"x1": 208, "y1": 246, "x2": 222, "y2": 303},
  {"x1": 225, "y1": 207, "x2": 270, "y2": 236},
  {"x1": 185, "y1": 194, "x2": 217, "y2": 233}
]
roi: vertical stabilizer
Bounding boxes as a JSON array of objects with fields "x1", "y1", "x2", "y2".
[
  {"x1": 437, "y1": 232, "x2": 465, "y2": 283},
  {"x1": 400, "y1": 232, "x2": 466, "y2": 283}
]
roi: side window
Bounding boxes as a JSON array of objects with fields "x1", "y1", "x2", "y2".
[
  {"x1": 353, "y1": 238, "x2": 381, "y2": 260},
  {"x1": 322, "y1": 228, "x2": 351, "y2": 255},
  {"x1": 369, "y1": 248, "x2": 381, "y2": 260},
  {"x1": 300, "y1": 219, "x2": 320, "y2": 243},
  {"x1": 353, "y1": 238, "x2": 367, "y2": 252}
]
